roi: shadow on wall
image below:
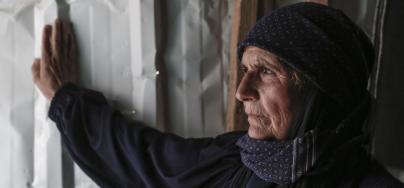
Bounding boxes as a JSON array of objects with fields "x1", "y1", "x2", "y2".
[
  {"x1": 329, "y1": 0, "x2": 404, "y2": 181},
  {"x1": 371, "y1": 0, "x2": 404, "y2": 179}
]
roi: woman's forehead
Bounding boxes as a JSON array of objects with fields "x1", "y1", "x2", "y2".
[{"x1": 242, "y1": 46, "x2": 282, "y2": 68}]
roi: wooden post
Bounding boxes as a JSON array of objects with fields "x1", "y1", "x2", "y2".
[
  {"x1": 155, "y1": 0, "x2": 168, "y2": 131},
  {"x1": 226, "y1": 0, "x2": 258, "y2": 131}
]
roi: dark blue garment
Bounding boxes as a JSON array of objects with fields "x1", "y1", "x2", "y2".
[
  {"x1": 48, "y1": 84, "x2": 403, "y2": 188},
  {"x1": 48, "y1": 84, "x2": 257, "y2": 188}
]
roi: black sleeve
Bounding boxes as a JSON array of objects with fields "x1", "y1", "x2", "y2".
[{"x1": 48, "y1": 84, "x2": 244, "y2": 188}]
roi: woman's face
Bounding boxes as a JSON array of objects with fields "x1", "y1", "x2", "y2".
[{"x1": 236, "y1": 46, "x2": 299, "y2": 140}]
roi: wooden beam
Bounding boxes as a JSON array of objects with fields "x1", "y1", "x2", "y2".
[
  {"x1": 155, "y1": 0, "x2": 167, "y2": 131},
  {"x1": 226, "y1": 0, "x2": 258, "y2": 131}
]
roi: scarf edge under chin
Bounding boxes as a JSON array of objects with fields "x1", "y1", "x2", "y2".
[{"x1": 236, "y1": 130, "x2": 317, "y2": 185}]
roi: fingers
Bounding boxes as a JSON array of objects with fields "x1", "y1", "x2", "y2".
[
  {"x1": 39, "y1": 19, "x2": 79, "y2": 86},
  {"x1": 65, "y1": 22, "x2": 78, "y2": 60},
  {"x1": 52, "y1": 19, "x2": 63, "y2": 60},
  {"x1": 62, "y1": 21, "x2": 70, "y2": 56},
  {"x1": 31, "y1": 58, "x2": 41, "y2": 83},
  {"x1": 41, "y1": 25, "x2": 52, "y2": 70},
  {"x1": 49, "y1": 64, "x2": 63, "y2": 86},
  {"x1": 51, "y1": 19, "x2": 64, "y2": 79},
  {"x1": 65, "y1": 22, "x2": 79, "y2": 82}
]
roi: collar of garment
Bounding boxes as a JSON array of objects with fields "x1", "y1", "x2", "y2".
[{"x1": 236, "y1": 130, "x2": 316, "y2": 185}]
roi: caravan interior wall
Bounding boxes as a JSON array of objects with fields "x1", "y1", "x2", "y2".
[
  {"x1": 1, "y1": 0, "x2": 403, "y2": 187},
  {"x1": 0, "y1": 0, "x2": 231, "y2": 187}
]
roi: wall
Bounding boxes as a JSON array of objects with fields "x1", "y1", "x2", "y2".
[
  {"x1": 330, "y1": 0, "x2": 404, "y2": 182},
  {"x1": 371, "y1": 0, "x2": 404, "y2": 181},
  {"x1": 0, "y1": 0, "x2": 231, "y2": 187}
]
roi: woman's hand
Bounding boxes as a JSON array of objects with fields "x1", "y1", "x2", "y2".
[{"x1": 31, "y1": 19, "x2": 79, "y2": 100}]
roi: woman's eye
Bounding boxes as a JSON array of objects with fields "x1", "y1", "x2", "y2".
[
  {"x1": 260, "y1": 67, "x2": 274, "y2": 75},
  {"x1": 240, "y1": 66, "x2": 248, "y2": 73}
]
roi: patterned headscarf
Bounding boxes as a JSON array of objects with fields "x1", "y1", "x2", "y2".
[
  {"x1": 236, "y1": 2, "x2": 374, "y2": 185},
  {"x1": 238, "y1": 2, "x2": 374, "y2": 112}
]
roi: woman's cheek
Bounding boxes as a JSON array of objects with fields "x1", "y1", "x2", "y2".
[{"x1": 260, "y1": 93, "x2": 292, "y2": 139}]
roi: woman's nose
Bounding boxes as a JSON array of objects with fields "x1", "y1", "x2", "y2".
[{"x1": 236, "y1": 72, "x2": 259, "y2": 102}]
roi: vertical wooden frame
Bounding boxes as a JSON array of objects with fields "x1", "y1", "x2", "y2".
[{"x1": 226, "y1": 0, "x2": 258, "y2": 131}]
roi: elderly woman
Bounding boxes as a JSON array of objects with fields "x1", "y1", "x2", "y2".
[{"x1": 31, "y1": 2, "x2": 403, "y2": 188}]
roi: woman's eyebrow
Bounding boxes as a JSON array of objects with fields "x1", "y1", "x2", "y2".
[
  {"x1": 254, "y1": 56, "x2": 281, "y2": 72},
  {"x1": 241, "y1": 53, "x2": 281, "y2": 72}
]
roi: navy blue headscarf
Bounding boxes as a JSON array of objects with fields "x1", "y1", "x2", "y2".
[
  {"x1": 238, "y1": 2, "x2": 374, "y2": 112},
  {"x1": 236, "y1": 2, "x2": 374, "y2": 185}
]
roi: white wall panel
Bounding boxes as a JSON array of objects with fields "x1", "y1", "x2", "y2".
[
  {"x1": 1, "y1": 0, "x2": 231, "y2": 187},
  {"x1": 0, "y1": 1, "x2": 39, "y2": 188},
  {"x1": 164, "y1": 0, "x2": 231, "y2": 137}
]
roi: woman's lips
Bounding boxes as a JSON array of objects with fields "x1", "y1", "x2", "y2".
[
  {"x1": 246, "y1": 113, "x2": 271, "y2": 127},
  {"x1": 247, "y1": 114, "x2": 264, "y2": 125}
]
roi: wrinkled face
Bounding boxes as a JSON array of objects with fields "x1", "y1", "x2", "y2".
[{"x1": 236, "y1": 46, "x2": 299, "y2": 140}]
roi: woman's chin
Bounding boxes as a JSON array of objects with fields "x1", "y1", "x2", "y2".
[{"x1": 248, "y1": 126, "x2": 274, "y2": 140}]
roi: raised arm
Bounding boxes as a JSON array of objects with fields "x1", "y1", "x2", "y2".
[
  {"x1": 47, "y1": 83, "x2": 221, "y2": 187},
  {"x1": 31, "y1": 19, "x2": 244, "y2": 188}
]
